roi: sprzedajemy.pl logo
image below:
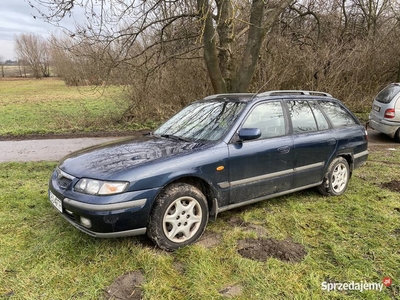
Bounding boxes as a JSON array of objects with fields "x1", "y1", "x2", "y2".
[{"x1": 321, "y1": 277, "x2": 392, "y2": 292}]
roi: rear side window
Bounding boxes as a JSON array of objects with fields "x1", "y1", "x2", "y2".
[
  {"x1": 375, "y1": 84, "x2": 400, "y2": 104},
  {"x1": 319, "y1": 101, "x2": 357, "y2": 127},
  {"x1": 287, "y1": 100, "x2": 318, "y2": 133}
]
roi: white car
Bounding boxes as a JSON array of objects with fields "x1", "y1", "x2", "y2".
[{"x1": 369, "y1": 83, "x2": 400, "y2": 142}]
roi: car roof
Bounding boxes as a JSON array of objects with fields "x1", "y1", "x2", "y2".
[{"x1": 202, "y1": 90, "x2": 333, "y2": 102}]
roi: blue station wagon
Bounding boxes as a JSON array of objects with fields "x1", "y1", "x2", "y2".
[{"x1": 49, "y1": 90, "x2": 369, "y2": 250}]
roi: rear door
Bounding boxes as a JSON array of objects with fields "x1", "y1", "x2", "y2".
[
  {"x1": 227, "y1": 101, "x2": 294, "y2": 204},
  {"x1": 287, "y1": 100, "x2": 337, "y2": 188},
  {"x1": 319, "y1": 100, "x2": 368, "y2": 166}
]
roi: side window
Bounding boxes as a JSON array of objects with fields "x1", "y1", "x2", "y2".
[
  {"x1": 309, "y1": 101, "x2": 329, "y2": 130},
  {"x1": 287, "y1": 100, "x2": 318, "y2": 133},
  {"x1": 242, "y1": 101, "x2": 286, "y2": 139},
  {"x1": 318, "y1": 101, "x2": 357, "y2": 127}
]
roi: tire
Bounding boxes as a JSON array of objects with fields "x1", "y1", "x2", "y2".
[
  {"x1": 318, "y1": 157, "x2": 350, "y2": 196},
  {"x1": 147, "y1": 183, "x2": 209, "y2": 251},
  {"x1": 395, "y1": 128, "x2": 400, "y2": 143}
]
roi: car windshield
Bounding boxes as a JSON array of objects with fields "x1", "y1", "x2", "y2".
[
  {"x1": 375, "y1": 84, "x2": 400, "y2": 104},
  {"x1": 154, "y1": 101, "x2": 246, "y2": 142}
]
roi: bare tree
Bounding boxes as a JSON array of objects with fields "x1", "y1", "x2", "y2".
[
  {"x1": 29, "y1": 0, "x2": 294, "y2": 92},
  {"x1": 28, "y1": 0, "x2": 400, "y2": 121},
  {"x1": 15, "y1": 33, "x2": 51, "y2": 78}
]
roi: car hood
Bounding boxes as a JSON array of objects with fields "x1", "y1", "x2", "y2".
[{"x1": 59, "y1": 135, "x2": 208, "y2": 179}]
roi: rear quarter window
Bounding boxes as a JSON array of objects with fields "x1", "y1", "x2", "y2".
[
  {"x1": 375, "y1": 84, "x2": 400, "y2": 104},
  {"x1": 319, "y1": 101, "x2": 357, "y2": 128}
]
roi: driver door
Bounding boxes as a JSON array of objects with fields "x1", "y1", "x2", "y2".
[{"x1": 227, "y1": 101, "x2": 294, "y2": 204}]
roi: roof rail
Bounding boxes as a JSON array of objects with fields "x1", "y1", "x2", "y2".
[
  {"x1": 203, "y1": 93, "x2": 254, "y2": 100},
  {"x1": 257, "y1": 90, "x2": 333, "y2": 97}
]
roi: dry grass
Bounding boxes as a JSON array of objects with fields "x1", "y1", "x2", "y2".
[{"x1": 0, "y1": 78, "x2": 153, "y2": 137}]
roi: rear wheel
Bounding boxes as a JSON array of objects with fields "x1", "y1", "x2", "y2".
[
  {"x1": 395, "y1": 128, "x2": 400, "y2": 143},
  {"x1": 318, "y1": 157, "x2": 350, "y2": 196},
  {"x1": 147, "y1": 183, "x2": 208, "y2": 251}
]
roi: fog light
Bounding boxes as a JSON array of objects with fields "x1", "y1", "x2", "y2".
[{"x1": 80, "y1": 217, "x2": 92, "y2": 228}]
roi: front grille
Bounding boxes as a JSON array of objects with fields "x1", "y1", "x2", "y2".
[
  {"x1": 56, "y1": 168, "x2": 75, "y2": 189},
  {"x1": 57, "y1": 176, "x2": 72, "y2": 189}
]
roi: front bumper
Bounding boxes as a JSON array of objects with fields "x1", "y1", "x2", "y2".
[
  {"x1": 48, "y1": 169, "x2": 160, "y2": 238},
  {"x1": 58, "y1": 211, "x2": 147, "y2": 238}
]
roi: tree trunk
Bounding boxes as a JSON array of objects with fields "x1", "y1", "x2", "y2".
[
  {"x1": 198, "y1": 0, "x2": 227, "y2": 93},
  {"x1": 231, "y1": 0, "x2": 295, "y2": 92},
  {"x1": 216, "y1": 0, "x2": 234, "y2": 91}
]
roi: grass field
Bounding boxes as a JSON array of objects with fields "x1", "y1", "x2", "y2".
[
  {"x1": 0, "y1": 148, "x2": 399, "y2": 299},
  {"x1": 0, "y1": 78, "x2": 155, "y2": 137}
]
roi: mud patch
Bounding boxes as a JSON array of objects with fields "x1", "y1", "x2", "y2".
[
  {"x1": 225, "y1": 216, "x2": 246, "y2": 227},
  {"x1": 237, "y1": 238, "x2": 307, "y2": 262},
  {"x1": 197, "y1": 231, "x2": 222, "y2": 248},
  {"x1": 172, "y1": 261, "x2": 186, "y2": 274},
  {"x1": 105, "y1": 271, "x2": 144, "y2": 300},
  {"x1": 382, "y1": 180, "x2": 400, "y2": 193},
  {"x1": 225, "y1": 216, "x2": 268, "y2": 236},
  {"x1": 219, "y1": 283, "x2": 243, "y2": 298}
]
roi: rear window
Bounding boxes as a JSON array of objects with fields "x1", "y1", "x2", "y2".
[{"x1": 375, "y1": 84, "x2": 400, "y2": 104}]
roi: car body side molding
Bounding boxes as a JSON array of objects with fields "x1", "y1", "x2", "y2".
[
  {"x1": 217, "y1": 161, "x2": 324, "y2": 189},
  {"x1": 217, "y1": 182, "x2": 321, "y2": 213},
  {"x1": 354, "y1": 150, "x2": 369, "y2": 159},
  {"x1": 64, "y1": 198, "x2": 147, "y2": 211}
]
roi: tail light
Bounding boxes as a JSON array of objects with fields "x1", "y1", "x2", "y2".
[{"x1": 384, "y1": 108, "x2": 395, "y2": 118}]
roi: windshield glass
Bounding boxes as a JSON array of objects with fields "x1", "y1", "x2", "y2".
[{"x1": 154, "y1": 101, "x2": 246, "y2": 141}]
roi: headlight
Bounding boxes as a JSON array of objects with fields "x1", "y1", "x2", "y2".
[{"x1": 74, "y1": 178, "x2": 129, "y2": 195}]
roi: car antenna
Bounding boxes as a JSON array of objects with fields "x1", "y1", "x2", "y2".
[{"x1": 252, "y1": 81, "x2": 271, "y2": 100}]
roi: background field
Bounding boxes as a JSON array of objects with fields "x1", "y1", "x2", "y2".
[{"x1": 0, "y1": 78, "x2": 156, "y2": 137}]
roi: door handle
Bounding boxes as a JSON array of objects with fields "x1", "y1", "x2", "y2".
[{"x1": 277, "y1": 146, "x2": 290, "y2": 154}]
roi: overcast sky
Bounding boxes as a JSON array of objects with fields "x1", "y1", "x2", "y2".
[{"x1": 0, "y1": 0, "x2": 80, "y2": 61}]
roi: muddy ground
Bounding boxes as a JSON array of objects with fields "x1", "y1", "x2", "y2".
[{"x1": 104, "y1": 218, "x2": 309, "y2": 300}]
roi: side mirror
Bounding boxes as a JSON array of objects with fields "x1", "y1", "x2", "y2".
[{"x1": 238, "y1": 128, "x2": 261, "y2": 141}]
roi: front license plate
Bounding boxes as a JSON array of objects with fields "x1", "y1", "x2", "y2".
[
  {"x1": 373, "y1": 105, "x2": 380, "y2": 112},
  {"x1": 49, "y1": 190, "x2": 63, "y2": 213}
]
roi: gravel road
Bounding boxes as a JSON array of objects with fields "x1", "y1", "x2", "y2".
[{"x1": 0, "y1": 137, "x2": 123, "y2": 163}]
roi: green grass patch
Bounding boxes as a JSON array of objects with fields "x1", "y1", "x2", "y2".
[
  {"x1": 0, "y1": 78, "x2": 154, "y2": 137},
  {"x1": 0, "y1": 150, "x2": 399, "y2": 299}
]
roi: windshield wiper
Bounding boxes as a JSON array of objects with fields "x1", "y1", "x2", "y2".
[{"x1": 159, "y1": 134, "x2": 191, "y2": 142}]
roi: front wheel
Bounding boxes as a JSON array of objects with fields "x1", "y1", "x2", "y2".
[
  {"x1": 318, "y1": 157, "x2": 350, "y2": 196},
  {"x1": 147, "y1": 183, "x2": 208, "y2": 251}
]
